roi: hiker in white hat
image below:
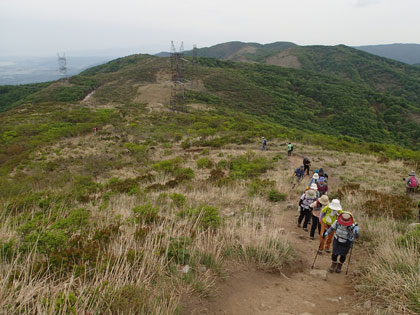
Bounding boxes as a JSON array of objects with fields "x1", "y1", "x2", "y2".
[
  {"x1": 323, "y1": 211, "x2": 359, "y2": 273},
  {"x1": 318, "y1": 199, "x2": 342, "y2": 254},
  {"x1": 309, "y1": 195, "x2": 329, "y2": 240},
  {"x1": 297, "y1": 187, "x2": 318, "y2": 232},
  {"x1": 307, "y1": 173, "x2": 319, "y2": 189}
]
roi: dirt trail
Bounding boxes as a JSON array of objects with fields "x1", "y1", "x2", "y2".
[{"x1": 183, "y1": 154, "x2": 362, "y2": 315}]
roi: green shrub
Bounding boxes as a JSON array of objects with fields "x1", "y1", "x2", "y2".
[
  {"x1": 397, "y1": 225, "x2": 420, "y2": 251},
  {"x1": 167, "y1": 236, "x2": 192, "y2": 264},
  {"x1": 196, "y1": 157, "x2": 213, "y2": 169},
  {"x1": 152, "y1": 158, "x2": 182, "y2": 173},
  {"x1": 229, "y1": 155, "x2": 271, "y2": 178},
  {"x1": 174, "y1": 168, "x2": 195, "y2": 181},
  {"x1": 107, "y1": 177, "x2": 138, "y2": 193},
  {"x1": 363, "y1": 190, "x2": 414, "y2": 220},
  {"x1": 268, "y1": 189, "x2": 287, "y2": 202},
  {"x1": 169, "y1": 192, "x2": 186, "y2": 208},
  {"x1": 247, "y1": 178, "x2": 275, "y2": 196},
  {"x1": 178, "y1": 205, "x2": 222, "y2": 230},
  {"x1": 132, "y1": 203, "x2": 159, "y2": 224},
  {"x1": 123, "y1": 142, "x2": 148, "y2": 162}
]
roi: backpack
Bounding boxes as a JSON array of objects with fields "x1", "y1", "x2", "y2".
[
  {"x1": 263, "y1": 139, "x2": 267, "y2": 145},
  {"x1": 409, "y1": 177, "x2": 418, "y2": 188}
]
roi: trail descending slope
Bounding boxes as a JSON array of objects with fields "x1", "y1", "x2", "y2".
[{"x1": 183, "y1": 154, "x2": 364, "y2": 315}]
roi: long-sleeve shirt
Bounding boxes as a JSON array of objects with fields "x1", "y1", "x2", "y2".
[{"x1": 294, "y1": 168, "x2": 304, "y2": 178}]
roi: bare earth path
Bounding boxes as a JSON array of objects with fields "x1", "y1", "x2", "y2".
[{"x1": 183, "y1": 154, "x2": 364, "y2": 315}]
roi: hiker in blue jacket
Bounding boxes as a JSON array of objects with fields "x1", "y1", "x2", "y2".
[
  {"x1": 261, "y1": 137, "x2": 267, "y2": 151},
  {"x1": 294, "y1": 165, "x2": 305, "y2": 182}
]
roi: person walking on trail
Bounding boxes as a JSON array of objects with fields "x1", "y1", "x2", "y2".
[
  {"x1": 261, "y1": 137, "x2": 267, "y2": 151},
  {"x1": 317, "y1": 177, "x2": 328, "y2": 196},
  {"x1": 318, "y1": 199, "x2": 342, "y2": 254},
  {"x1": 406, "y1": 171, "x2": 418, "y2": 194},
  {"x1": 309, "y1": 195, "x2": 329, "y2": 240},
  {"x1": 323, "y1": 212, "x2": 359, "y2": 273},
  {"x1": 307, "y1": 173, "x2": 319, "y2": 189},
  {"x1": 294, "y1": 165, "x2": 305, "y2": 182},
  {"x1": 318, "y1": 168, "x2": 328, "y2": 181},
  {"x1": 288, "y1": 142, "x2": 293, "y2": 156},
  {"x1": 303, "y1": 157, "x2": 311, "y2": 175},
  {"x1": 298, "y1": 187, "x2": 318, "y2": 231}
]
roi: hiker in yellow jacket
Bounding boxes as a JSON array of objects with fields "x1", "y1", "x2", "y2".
[{"x1": 318, "y1": 199, "x2": 342, "y2": 254}]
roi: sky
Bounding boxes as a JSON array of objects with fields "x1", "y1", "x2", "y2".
[{"x1": 1, "y1": 0, "x2": 420, "y2": 57}]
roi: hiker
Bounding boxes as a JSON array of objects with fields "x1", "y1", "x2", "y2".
[
  {"x1": 298, "y1": 186, "x2": 318, "y2": 231},
  {"x1": 318, "y1": 168, "x2": 328, "y2": 181},
  {"x1": 261, "y1": 137, "x2": 267, "y2": 151},
  {"x1": 307, "y1": 173, "x2": 319, "y2": 188},
  {"x1": 318, "y1": 199, "x2": 342, "y2": 254},
  {"x1": 288, "y1": 142, "x2": 293, "y2": 156},
  {"x1": 405, "y1": 171, "x2": 418, "y2": 194},
  {"x1": 294, "y1": 165, "x2": 305, "y2": 182},
  {"x1": 323, "y1": 212, "x2": 359, "y2": 273},
  {"x1": 418, "y1": 201, "x2": 420, "y2": 222},
  {"x1": 309, "y1": 195, "x2": 329, "y2": 240},
  {"x1": 317, "y1": 176, "x2": 328, "y2": 196},
  {"x1": 303, "y1": 157, "x2": 311, "y2": 175}
]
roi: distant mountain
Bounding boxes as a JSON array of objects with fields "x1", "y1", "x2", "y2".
[
  {"x1": 353, "y1": 44, "x2": 420, "y2": 65},
  {"x1": 0, "y1": 56, "x2": 112, "y2": 85}
]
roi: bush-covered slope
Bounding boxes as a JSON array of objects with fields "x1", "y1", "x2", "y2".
[{"x1": 354, "y1": 43, "x2": 420, "y2": 65}]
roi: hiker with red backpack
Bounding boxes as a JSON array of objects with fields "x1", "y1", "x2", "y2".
[
  {"x1": 316, "y1": 177, "x2": 328, "y2": 196},
  {"x1": 405, "y1": 171, "x2": 418, "y2": 194},
  {"x1": 323, "y1": 212, "x2": 359, "y2": 273}
]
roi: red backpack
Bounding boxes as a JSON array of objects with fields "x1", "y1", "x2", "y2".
[{"x1": 409, "y1": 177, "x2": 418, "y2": 188}]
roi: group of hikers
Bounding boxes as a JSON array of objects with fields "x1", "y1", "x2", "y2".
[
  {"x1": 259, "y1": 138, "x2": 419, "y2": 273},
  {"x1": 293, "y1": 157, "x2": 359, "y2": 274}
]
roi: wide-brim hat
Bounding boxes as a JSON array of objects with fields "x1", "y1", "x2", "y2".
[
  {"x1": 310, "y1": 183, "x2": 318, "y2": 190},
  {"x1": 329, "y1": 199, "x2": 342, "y2": 211},
  {"x1": 305, "y1": 189, "x2": 317, "y2": 199},
  {"x1": 409, "y1": 171, "x2": 416, "y2": 176},
  {"x1": 337, "y1": 212, "x2": 353, "y2": 226},
  {"x1": 313, "y1": 173, "x2": 319, "y2": 180},
  {"x1": 318, "y1": 195, "x2": 329, "y2": 205}
]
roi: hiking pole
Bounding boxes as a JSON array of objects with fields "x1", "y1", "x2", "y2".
[
  {"x1": 345, "y1": 242, "x2": 354, "y2": 275},
  {"x1": 311, "y1": 242, "x2": 322, "y2": 269}
]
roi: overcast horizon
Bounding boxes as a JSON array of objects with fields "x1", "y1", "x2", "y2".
[{"x1": 1, "y1": 0, "x2": 420, "y2": 57}]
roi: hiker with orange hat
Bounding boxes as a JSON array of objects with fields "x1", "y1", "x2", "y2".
[
  {"x1": 309, "y1": 195, "x2": 329, "y2": 240},
  {"x1": 318, "y1": 199, "x2": 342, "y2": 254},
  {"x1": 323, "y1": 212, "x2": 359, "y2": 273}
]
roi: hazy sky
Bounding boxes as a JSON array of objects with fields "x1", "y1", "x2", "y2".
[{"x1": 1, "y1": 0, "x2": 419, "y2": 57}]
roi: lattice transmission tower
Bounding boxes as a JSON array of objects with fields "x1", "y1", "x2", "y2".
[
  {"x1": 169, "y1": 41, "x2": 186, "y2": 111},
  {"x1": 57, "y1": 52, "x2": 67, "y2": 78}
]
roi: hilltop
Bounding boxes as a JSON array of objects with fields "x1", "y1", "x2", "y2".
[
  {"x1": 3, "y1": 52, "x2": 420, "y2": 153},
  {"x1": 354, "y1": 43, "x2": 420, "y2": 65},
  {"x1": 0, "y1": 52, "x2": 420, "y2": 314}
]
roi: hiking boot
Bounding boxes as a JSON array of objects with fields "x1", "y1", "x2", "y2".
[
  {"x1": 325, "y1": 249, "x2": 331, "y2": 253},
  {"x1": 303, "y1": 227, "x2": 308, "y2": 232},
  {"x1": 328, "y1": 262, "x2": 337, "y2": 273},
  {"x1": 310, "y1": 236, "x2": 315, "y2": 240},
  {"x1": 297, "y1": 223, "x2": 301, "y2": 228},
  {"x1": 335, "y1": 263, "x2": 343, "y2": 273},
  {"x1": 317, "y1": 250, "x2": 323, "y2": 254}
]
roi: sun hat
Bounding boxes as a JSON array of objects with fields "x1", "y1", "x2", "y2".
[
  {"x1": 329, "y1": 199, "x2": 342, "y2": 211},
  {"x1": 409, "y1": 171, "x2": 416, "y2": 176},
  {"x1": 318, "y1": 195, "x2": 329, "y2": 205},
  {"x1": 313, "y1": 173, "x2": 319, "y2": 180},
  {"x1": 305, "y1": 189, "x2": 317, "y2": 199},
  {"x1": 319, "y1": 176, "x2": 325, "y2": 182},
  {"x1": 310, "y1": 183, "x2": 318, "y2": 190},
  {"x1": 337, "y1": 212, "x2": 353, "y2": 226}
]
